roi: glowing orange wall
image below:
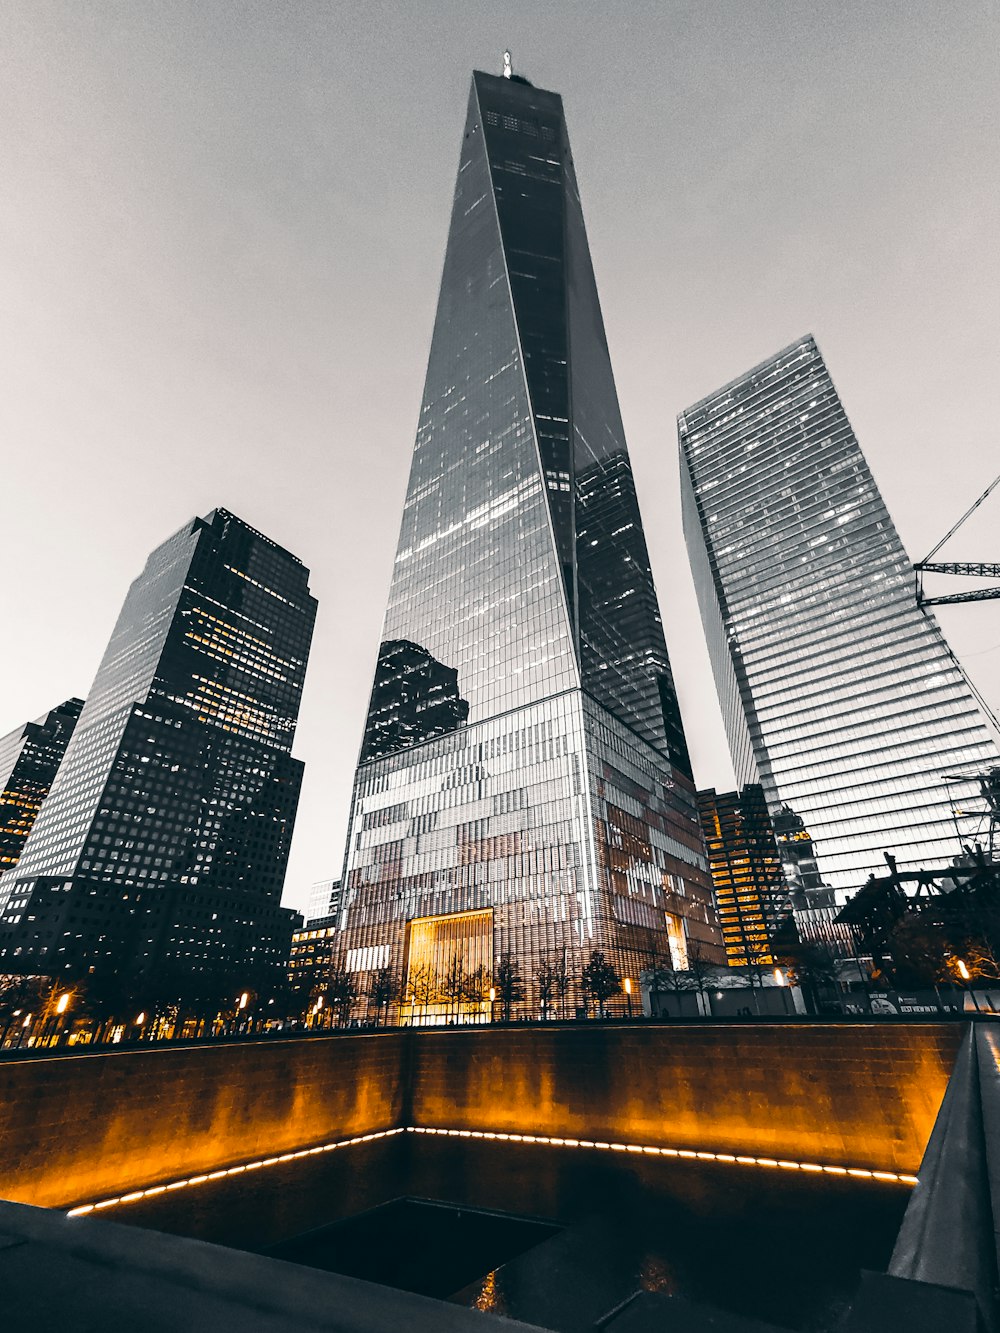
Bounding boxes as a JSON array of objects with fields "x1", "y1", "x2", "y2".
[
  {"x1": 0, "y1": 1023, "x2": 962, "y2": 1209},
  {"x1": 409, "y1": 1023, "x2": 963, "y2": 1174},
  {"x1": 0, "y1": 1032, "x2": 406, "y2": 1209}
]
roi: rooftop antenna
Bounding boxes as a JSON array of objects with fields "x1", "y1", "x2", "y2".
[{"x1": 502, "y1": 50, "x2": 513, "y2": 79}]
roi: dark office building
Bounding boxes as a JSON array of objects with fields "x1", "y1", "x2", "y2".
[
  {"x1": 0, "y1": 510, "x2": 316, "y2": 995},
  {"x1": 0, "y1": 699, "x2": 84, "y2": 898},
  {"x1": 697, "y1": 785, "x2": 790, "y2": 967},
  {"x1": 338, "y1": 62, "x2": 723, "y2": 1019},
  {"x1": 288, "y1": 918, "x2": 339, "y2": 1001}
]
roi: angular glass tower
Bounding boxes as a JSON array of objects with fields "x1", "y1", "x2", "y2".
[
  {"x1": 338, "y1": 66, "x2": 723, "y2": 1016},
  {"x1": 0, "y1": 510, "x2": 316, "y2": 992},
  {"x1": 679, "y1": 334, "x2": 999, "y2": 894},
  {"x1": 0, "y1": 698, "x2": 83, "y2": 894}
]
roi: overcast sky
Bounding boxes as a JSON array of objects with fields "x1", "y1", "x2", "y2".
[{"x1": 2, "y1": 1, "x2": 998, "y2": 916}]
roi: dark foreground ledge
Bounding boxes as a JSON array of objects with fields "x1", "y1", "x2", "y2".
[{"x1": 0, "y1": 1198, "x2": 548, "y2": 1333}]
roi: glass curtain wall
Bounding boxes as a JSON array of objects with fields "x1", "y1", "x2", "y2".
[
  {"x1": 679, "y1": 335, "x2": 999, "y2": 893},
  {"x1": 338, "y1": 68, "x2": 722, "y2": 1017}
]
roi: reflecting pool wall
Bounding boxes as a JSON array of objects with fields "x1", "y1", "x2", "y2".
[{"x1": 0, "y1": 1022, "x2": 963, "y2": 1209}]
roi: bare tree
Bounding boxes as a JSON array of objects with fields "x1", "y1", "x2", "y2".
[
  {"x1": 440, "y1": 952, "x2": 468, "y2": 1024},
  {"x1": 408, "y1": 962, "x2": 436, "y2": 1024},
  {"x1": 684, "y1": 937, "x2": 717, "y2": 1016},
  {"x1": 741, "y1": 936, "x2": 773, "y2": 1015},
  {"x1": 581, "y1": 950, "x2": 620, "y2": 1019},
  {"x1": 368, "y1": 965, "x2": 400, "y2": 1027},
  {"x1": 535, "y1": 958, "x2": 557, "y2": 1021},
  {"x1": 494, "y1": 954, "x2": 525, "y2": 1022},
  {"x1": 0, "y1": 974, "x2": 44, "y2": 1048},
  {"x1": 645, "y1": 964, "x2": 699, "y2": 1018},
  {"x1": 463, "y1": 964, "x2": 487, "y2": 1018},
  {"x1": 325, "y1": 962, "x2": 357, "y2": 1026}
]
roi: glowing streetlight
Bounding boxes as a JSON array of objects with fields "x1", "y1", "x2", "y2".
[
  {"x1": 238, "y1": 992, "x2": 248, "y2": 1010},
  {"x1": 623, "y1": 977, "x2": 633, "y2": 1019},
  {"x1": 21, "y1": 1012, "x2": 31, "y2": 1028},
  {"x1": 56, "y1": 993, "x2": 70, "y2": 1014},
  {"x1": 136, "y1": 1012, "x2": 146, "y2": 1026},
  {"x1": 955, "y1": 958, "x2": 981, "y2": 1013},
  {"x1": 773, "y1": 968, "x2": 785, "y2": 986}
]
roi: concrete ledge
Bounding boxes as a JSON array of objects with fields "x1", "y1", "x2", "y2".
[{"x1": 0, "y1": 1199, "x2": 547, "y2": 1332}]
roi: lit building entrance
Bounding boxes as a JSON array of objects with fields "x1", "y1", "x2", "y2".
[{"x1": 403, "y1": 909, "x2": 494, "y2": 1026}]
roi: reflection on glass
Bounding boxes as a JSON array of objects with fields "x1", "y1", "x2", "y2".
[{"x1": 362, "y1": 640, "x2": 470, "y2": 762}]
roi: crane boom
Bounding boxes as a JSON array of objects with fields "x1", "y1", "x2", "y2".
[
  {"x1": 920, "y1": 472, "x2": 1000, "y2": 565},
  {"x1": 916, "y1": 562, "x2": 1000, "y2": 579},
  {"x1": 915, "y1": 473, "x2": 1000, "y2": 608},
  {"x1": 920, "y1": 586, "x2": 1000, "y2": 608}
]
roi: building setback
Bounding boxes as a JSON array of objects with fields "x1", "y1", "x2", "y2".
[
  {"x1": 679, "y1": 335, "x2": 998, "y2": 894},
  {"x1": 0, "y1": 509, "x2": 316, "y2": 995},
  {"x1": 337, "y1": 63, "x2": 723, "y2": 1019},
  {"x1": 696, "y1": 785, "x2": 790, "y2": 968},
  {"x1": 0, "y1": 699, "x2": 84, "y2": 894}
]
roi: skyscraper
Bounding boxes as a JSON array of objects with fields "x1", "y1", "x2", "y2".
[
  {"x1": 305, "y1": 876, "x2": 342, "y2": 927},
  {"x1": 338, "y1": 63, "x2": 723, "y2": 1018},
  {"x1": 0, "y1": 698, "x2": 83, "y2": 895},
  {"x1": 0, "y1": 510, "x2": 316, "y2": 993},
  {"x1": 696, "y1": 785, "x2": 789, "y2": 967},
  {"x1": 679, "y1": 334, "x2": 999, "y2": 894}
]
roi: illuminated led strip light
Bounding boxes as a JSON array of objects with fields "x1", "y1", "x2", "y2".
[
  {"x1": 66, "y1": 1128, "x2": 406, "y2": 1217},
  {"x1": 66, "y1": 1123, "x2": 916, "y2": 1217},
  {"x1": 407, "y1": 1128, "x2": 918, "y2": 1185}
]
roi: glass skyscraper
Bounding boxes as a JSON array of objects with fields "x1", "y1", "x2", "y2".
[
  {"x1": 338, "y1": 65, "x2": 722, "y2": 1018},
  {"x1": 0, "y1": 509, "x2": 316, "y2": 992},
  {"x1": 0, "y1": 698, "x2": 83, "y2": 891},
  {"x1": 679, "y1": 334, "x2": 999, "y2": 894}
]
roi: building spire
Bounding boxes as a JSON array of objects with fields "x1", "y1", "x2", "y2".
[{"x1": 502, "y1": 49, "x2": 512, "y2": 79}]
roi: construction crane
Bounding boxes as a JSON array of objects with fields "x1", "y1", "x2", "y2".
[
  {"x1": 915, "y1": 472, "x2": 1000, "y2": 860},
  {"x1": 915, "y1": 472, "x2": 1000, "y2": 607}
]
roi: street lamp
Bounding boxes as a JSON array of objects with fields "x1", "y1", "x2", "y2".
[
  {"x1": 623, "y1": 977, "x2": 633, "y2": 1019},
  {"x1": 51, "y1": 991, "x2": 71, "y2": 1047},
  {"x1": 773, "y1": 968, "x2": 785, "y2": 986},
  {"x1": 488, "y1": 986, "x2": 496, "y2": 1023},
  {"x1": 956, "y1": 959, "x2": 981, "y2": 1013},
  {"x1": 238, "y1": 992, "x2": 248, "y2": 1010}
]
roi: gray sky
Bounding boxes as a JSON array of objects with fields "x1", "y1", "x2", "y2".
[{"x1": 2, "y1": 0, "x2": 998, "y2": 916}]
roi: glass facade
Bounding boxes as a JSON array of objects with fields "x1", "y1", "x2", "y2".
[
  {"x1": 0, "y1": 510, "x2": 316, "y2": 991},
  {"x1": 305, "y1": 876, "x2": 342, "y2": 927},
  {"x1": 696, "y1": 785, "x2": 790, "y2": 967},
  {"x1": 679, "y1": 334, "x2": 999, "y2": 894},
  {"x1": 0, "y1": 698, "x2": 83, "y2": 899},
  {"x1": 338, "y1": 68, "x2": 722, "y2": 1016}
]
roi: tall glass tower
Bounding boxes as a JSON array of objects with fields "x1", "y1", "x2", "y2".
[
  {"x1": 338, "y1": 65, "x2": 722, "y2": 1017},
  {"x1": 0, "y1": 698, "x2": 83, "y2": 892},
  {"x1": 0, "y1": 509, "x2": 316, "y2": 992},
  {"x1": 679, "y1": 334, "x2": 999, "y2": 894}
]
